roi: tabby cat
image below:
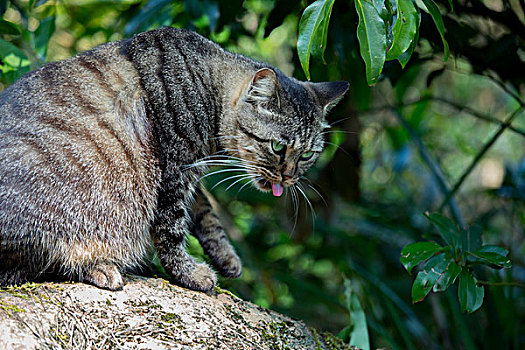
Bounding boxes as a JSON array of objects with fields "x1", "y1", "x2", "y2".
[{"x1": 0, "y1": 27, "x2": 348, "y2": 292}]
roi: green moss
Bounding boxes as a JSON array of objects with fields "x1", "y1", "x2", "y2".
[
  {"x1": 214, "y1": 286, "x2": 241, "y2": 300},
  {"x1": 0, "y1": 300, "x2": 25, "y2": 316},
  {"x1": 310, "y1": 327, "x2": 356, "y2": 350},
  {"x1": 160, "y1": 312, "x2": 182, "y2": 324},
  {"x1": 310, "y1": 327, "x2": 323, "y2": 350},
  {"x1": 223, "y1": 303, "x2": 245, "y2": 323},
  {"x1": 0, "y1": 282, "x2": 40, "y2": 300},
  {"x1": 258, "y1": 321, "x2": 292, "y2": 350},
  {"x1": 321, "y1": 331, "x2": 354, "y2": 350}
]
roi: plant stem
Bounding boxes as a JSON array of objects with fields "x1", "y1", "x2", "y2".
[
  {"x1": 393, "y1": 110, "x2": 465, "y2": 227},
  {"x1": 476, "y1": 280, "x2": 525, "y2": 289},
  {"x1": 366, "y1": 97, "x2": 525, "y2": 137},
  {"x1": 438, "y1": 106, "x2": 525, "y2": 211}
]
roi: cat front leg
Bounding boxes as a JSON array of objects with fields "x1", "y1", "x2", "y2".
[
  {"x1": 152, "y1": 171, "x2": 217, "y2": 292},
  {"x1": 83, "y1": 262, "x2": 124, "y2": 291},
  {"x1": 191, "y1": 186, "x2": 242, "y2": 278}
]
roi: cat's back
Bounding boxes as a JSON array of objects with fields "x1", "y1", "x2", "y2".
[
  {"x1": 0, "y1": 40, "x2": 137, "y2": 124},
  {"x1": 0, "y1": 37, "x2": 160, "y2": 250}
]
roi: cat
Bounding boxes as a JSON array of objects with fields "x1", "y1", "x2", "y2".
[{"x1": 0, "y1": 27, "x2": 348, "y2": 292}]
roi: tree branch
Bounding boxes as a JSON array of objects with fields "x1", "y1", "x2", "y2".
[
  {"x1": 366, "y1": 97, "x2": 525, "y2": 138},
  {"x1": 438, "y1": 106, "x2": 525, "y2": 211},
  {"x1": 392, "y1": 109, "x2": 465, "y2": 227},
  {"x1": 476, "y1": 280, "x2": 525, "y2": 289}
]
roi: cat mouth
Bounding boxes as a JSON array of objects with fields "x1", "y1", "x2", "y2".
[{"x1": 256, "y1": 179, "x2": 284, "y2": 197}]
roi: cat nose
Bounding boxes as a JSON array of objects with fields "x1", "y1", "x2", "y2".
[
  {"x1": 282, "y1": 165, "x2": 296, "y2": 181},
  {"x1": 282, "y1": 174, "x2": 293, "y2": 181}
]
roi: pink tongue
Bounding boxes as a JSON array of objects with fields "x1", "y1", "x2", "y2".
[{"x1": 271, "y1": 183, "x2": 284, "y2": 197}]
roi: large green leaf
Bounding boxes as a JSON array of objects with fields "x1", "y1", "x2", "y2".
[
  {"x1": 460, "y1": 225, "x2": 482, "y2": 253},
  {"x1": 411, "y1": 252, "x2": 449, "y2": 302},
  {"x1": 124, "y1": 0, "x2": 173, "y2": 36},
  {"x1": 297, "y1": 0, "x2": 335, "y2": 80},
  {"x1": 458, "y1": 270, "x2": 484, "y2": 313},
  {"x1": 475, "y1": 245, "x2": 509, "y2": 256},
  {"x1": 0, "y1": 38, "x2": 31, "y2": 83},
  {"x1": 385, "y1": 0, "x2": 418, "y2": 61},
  {"x1": 400, "y1": 241, "x2": 443, "y2": 273},
  {"x1": 0, "y1": 19, "x2": 21, "y2": 35},
  {"x1": 344, "y1": 277, "x2": 370, "y2": 350},
  {"x1": 467, "y1": 245, "x2": 512, "y2": 269},
  {"x1": 420, "y1": 0, "x2": 449, "y2": 61},
  {"x1": 34, "y1": 15, "x2": 56, "y2": 61},
  {"x1": 433, "y1": 259, "x2": 460, "y2": 292},
  {"x1": 397, "y1": 7, "x2": 420, "y2": 68},
  {"x1": 355, "y1": 0, "x2": 386, "y2": 86},
  {"x1": 424, "y1": 212, "x2": 459, "y2": 254},
  {"x1": 0, "y1": 38, "x2": 27, "y2": 59}
]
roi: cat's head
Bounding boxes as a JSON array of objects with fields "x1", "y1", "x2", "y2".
[{"x1": 220, "y1": 67, "x2": 349, "y2": 196}]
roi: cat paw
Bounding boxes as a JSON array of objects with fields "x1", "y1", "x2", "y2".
[
  {"x1": 83, "y1": 263, "x2": 124, "y2": 291},
  {"x1": 214, "y1": 252, "x2": 242, "y2": 278},
  {"x1": 176, "y1": 262, "x2": 217, "y2": 292}
]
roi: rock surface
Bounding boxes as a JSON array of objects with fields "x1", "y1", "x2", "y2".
[{"x1": 0, "y1": 277, "x2": 353, "y2": 349}]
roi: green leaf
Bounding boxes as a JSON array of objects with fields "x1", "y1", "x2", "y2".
[
  {"x1": 424, "y1": 212, "x2": 459, "y2": 253},
  {"x1": 433, "y1": 259, "x2": 460, "y2": 292},
  {"x1": 460, "y1": 225, "x2": 482, "y2": 253},
  {"x1": 467, "y1": 246, "x2": 512, "y2": 269},
  {"x1": 124, "y1": 0, "x2": 173, "y2": 36},
  {"x1": 0, "y1": 19, "x2": 21, "y2": 35},
  {"x1": 0, "y1": 38, "x2": 27, "y2": 59},
  {"x1": 336, "y1": 325, "x2": 351, "y2": 342},
  {"x1": 297, "y1": 0, "x2": 335, "y2": 80},
  {"x1": 400, "y1": 241, "x2": 443, "y2": 273},
  {"x1": 343, "y1": 277, "x2": 370, "y2": 350},
  {"x1": 397, "y1": 7, "x2": 420, "y2": 68},
  {"x1": 372, "y1": 0, "x2": 387, "y2": 17},
  {"x1": 458, "y1": 270, "x2": 484, "y2": 313},
  {"x1": 411, "y1": 252, "x2": 449, "y2": 302},
  {"x1": 34, "y1": 15, "x2": 56, "y2": 61},
  {"x1": 419, "y1": 0, "x2": 450, "y2": 61},
  {"x1": 355, "y1": 0, "x2": 387, "y2": 86},
  {"x1": 476, "y1": 245, "x2": 509, "y2": 256},
  {"x1": 0, "y1": 38, "x2": 31, "y2": 83},
  {"x1": 385, "y1": 0, "x2": 418, "y2": 60}
]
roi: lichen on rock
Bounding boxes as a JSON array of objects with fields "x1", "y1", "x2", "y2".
[{"x1": 0, "y1": 278, "x2": 355, "y2": 349}]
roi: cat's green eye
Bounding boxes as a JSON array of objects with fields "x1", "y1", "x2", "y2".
[
  {"x1": 301, "y1": 151, "x2": 314, "y2": 161},
  {"x1": 271, "y1": 140, "x2": 285, "y2": 154}
]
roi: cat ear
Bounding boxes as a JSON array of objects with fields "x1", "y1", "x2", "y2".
[
  {"x1": 246, "y1": 68, "x2": 279, "y2": 106},
  {"x1": 307, "y1": 81, "x2": 349, "y2": 113}
]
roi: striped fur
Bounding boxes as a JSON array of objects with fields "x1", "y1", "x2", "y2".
[{"x1": 0, "y1": 28, "x2": 348, "y2": 292}]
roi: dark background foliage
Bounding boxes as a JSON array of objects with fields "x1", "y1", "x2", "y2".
[{"x1": 1, "y1": 0, "x2": 524, "y2": 349}]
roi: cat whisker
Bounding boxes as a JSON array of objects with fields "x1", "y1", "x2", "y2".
[
  {"x1": 216, "y1": 151, "x2": 260, "y2": 165},
  {"x1": 198, "y1": 167, "x2": 248, "y2": 182},
  {"x1": 224, "y1": 174, "x2": 253, "y2": 192},
  {"x1": 300, "y1": 178, "x2": 327, "y2": 208},
  {"x1": 185, "y1": 158, "x2": 259, "y2": 171},
  {"x1": 204, "y1": 153, "x2": 260, "y2": 166},
  {"x1": 295, "y1": 182, "x2": 316, "y2": 228},
  {"x1": 320, "y1": 130, "x2": 358, "y2": 136},
  {"x1": 237, "y1": 175, "x2": 260, "y2": 194},
  {"x1": 322, "y1": 141, "x2": 353, "y2": 158},
  {"x1": 211, "y1": 173, "x2": 252, "y2": 191},
  {"x1": 328, "y1": 116, "x2": 354, "y2": 127},
  {"x1": 289, "y1": 185, "x2": 299, "y2": 236}
]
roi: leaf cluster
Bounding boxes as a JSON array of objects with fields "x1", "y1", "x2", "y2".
[
  {"x1": 401, "y1": 213, "x2": 512, "y2": 313},
  {"x1": 298, "y1": 0, "x2": 448, "y2": 85}
]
